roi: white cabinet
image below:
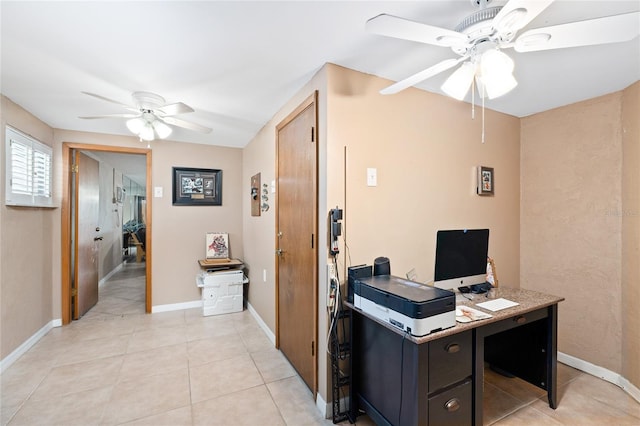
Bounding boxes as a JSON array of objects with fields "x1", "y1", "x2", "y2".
[{"x1": 196, "y1": 269, "x2": 245, "y2": 316}]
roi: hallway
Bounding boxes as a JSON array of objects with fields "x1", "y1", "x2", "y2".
[{"x1": 84, "y1": 261, "x2": 146, "y2": 320}]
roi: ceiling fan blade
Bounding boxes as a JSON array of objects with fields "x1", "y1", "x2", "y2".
[
  {"x1": 366, "y1": 13, "x2": 468, "y2": 47},
  {"x1": 81, "y1": 91, "x2": 139, "y2": 113},
  {"x1": 380, "y1": 57, "x2": 467, "y2": 95},
  {"x1": 158, "y1": 102, "x2": 195, "y2": 116},
  {"x1": 162, "y1": 116, "x2": 212, "y2": 134},
  {"x1": 79, "y1": 113, "x2": 140, "y2": 119},
  {"x1": 515, "y1": 11, "x2": 640, "y2": 52},
  {"x1": 492, "y1": 0, "x2": 554, "y2": 37}
]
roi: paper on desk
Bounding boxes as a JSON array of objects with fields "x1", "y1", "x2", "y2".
[
  {"x1": 476, "y1": 298, "x2": 519, "y2": 312},
  {"x1": 456, "y1": 306, "x2": 492, "y2": 322}
]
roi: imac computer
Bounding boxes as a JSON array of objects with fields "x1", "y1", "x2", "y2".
[{"x1": 433, "y1": 229, "x2": 490, "y2": 290}]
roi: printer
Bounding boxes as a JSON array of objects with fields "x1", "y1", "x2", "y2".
[{"x1": 353, "y1": 275, "x2": 456, "y2": 337}]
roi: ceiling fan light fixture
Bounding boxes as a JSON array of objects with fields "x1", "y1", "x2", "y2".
[
  {"x1": 480, "y1": 48, "x2": 514, "y2": 75},
  {"x1": 126, "y1": 117, "x2": 145, "y2": 135},
  {"x1": 481, "y1": 71, "x2": 518, "y2": 99},
  {"x1": 442, "y1": 62, "x2": 476, "y2": 100},
  {"x1": 152, "y1": 120, "x2": 172, "y2": 139},
  {"x1": 476, "y1": 48, "x2": 517, "y2": 99},
  {"x1": 138, "y1": 123, "x2": 155, "y2": 141}
]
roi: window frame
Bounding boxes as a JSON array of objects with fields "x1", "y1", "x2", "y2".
[{"x1": 5, "y1": 126, "x2": 55, "y2": 208}]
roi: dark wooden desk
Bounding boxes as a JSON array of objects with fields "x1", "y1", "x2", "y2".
[{"x1": 348, "y1": 287, "x2": 564, "y2": 425}]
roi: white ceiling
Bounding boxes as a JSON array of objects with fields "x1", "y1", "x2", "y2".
[{"x1": 1, "y1": 1, "x2": 639, "y2": 149}]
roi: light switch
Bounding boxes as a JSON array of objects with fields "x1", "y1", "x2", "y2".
[
  {"x1": 367, "y1": 168, "x2": 377, "y2": 187},
  {"x1": 154, "y1": 186, "x2": 163, "y2": 198}
]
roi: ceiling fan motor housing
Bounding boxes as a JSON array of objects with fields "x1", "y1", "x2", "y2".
[
  {"x1": 132, "y1": 91, "x2": 166, "y2": 110},
  {"x1": 453, "y1": 6, "x2": 503, "y2": 55}
]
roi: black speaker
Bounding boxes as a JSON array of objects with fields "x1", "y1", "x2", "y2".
[
  {"x1": 373, "y1": 257, "x2": 390, "y2": 276},
  {"x1": 347, "y1": 264, "x2": 372, "y2": 303}
]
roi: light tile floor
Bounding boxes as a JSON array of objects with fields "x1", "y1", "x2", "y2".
[{"x1": 1, "y1": 262, "x2": 639, "y2": 425}]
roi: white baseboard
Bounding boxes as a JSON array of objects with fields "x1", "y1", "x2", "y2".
[
  {"x1": 0, "y1": 319, "x2": 61, "y2": 374},
  {"x1": 151, "y1": 300, "x2": 202, "y2": 313},
  {"x1": 558, "y1": 351, "x2": 640, "y2": 403},
  {"x1": 245, "y1": 302, "x2": 330, "y2": 417},
  {"x1": 246, "y1": 301, "x2": 276, "y2": 345},
  {"x1": 316, "y1": 392, "x2": 328, "y2": 419},
  {"x1": 99, "y1": 263, "x2": 124, "y2": 287}
]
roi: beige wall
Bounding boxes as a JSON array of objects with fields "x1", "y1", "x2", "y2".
[
  {"x1": 621, "y1": 81, "x2": 640, "y2": 389},
  {"x1": 326, "y1": 64, "x2": 521, "y2": 287},
  {"x1": 521, "y1": 92, "x2": 625, "y2": 373},
  {"x1": 1, "y1": 96, "x2": 56, "y2": 360}
]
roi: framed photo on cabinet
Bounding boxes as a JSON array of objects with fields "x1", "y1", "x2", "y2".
[{"x1": 206, "y1": 232, "x2": 229, "y2": 259}]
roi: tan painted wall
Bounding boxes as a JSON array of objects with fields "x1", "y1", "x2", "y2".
[
  {"x1": 621, "y1": 81, "x2": 640, "y2": 388},
  {"x1": 1, "y1": 96, "x2": 55, "y2": 359},
  {"x1": 521, "y1": 93, "x2": 624, "y2": 373},
  {"x1": 326, "y1": 64, "x2": 521, "y2": 287}
]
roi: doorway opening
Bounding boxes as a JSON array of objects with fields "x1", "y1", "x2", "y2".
[{"x1": 61, "y1": 142, "x2": 152, "y2": 325}]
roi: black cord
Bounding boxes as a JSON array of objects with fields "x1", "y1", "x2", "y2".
[{"x1": 398, "y1": 330, "x2": 408, "y2": 426}]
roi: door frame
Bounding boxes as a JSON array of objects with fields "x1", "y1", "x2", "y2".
[
  {"x1": 275, "y1": 91, "x2": 319, "y2": 394},
  {"x1": 61, "y1": 142, "x2": 152, "y2": 324}
]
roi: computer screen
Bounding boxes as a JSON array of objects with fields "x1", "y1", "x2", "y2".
[{"x1": 433, "y1": 229, "x2": 489, "y2": 290}]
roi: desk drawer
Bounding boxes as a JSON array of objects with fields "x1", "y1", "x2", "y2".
[
  {"x1": 429, "y1": 330, "x2": 472, "y2": 393},
  {"x1": 481, "y1": 307, "x2": 548, "y2": 337},
  {"x1": 428, "y1": 379, "x2": 472, "y2": 426}
]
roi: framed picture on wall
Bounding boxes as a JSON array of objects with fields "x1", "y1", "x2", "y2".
[
  {"x1": 172, "y1": 167, "x2": 222, "y2": 205},
  {"x1": 477, "y1": 166, "x2": 494, "y2": 196}
]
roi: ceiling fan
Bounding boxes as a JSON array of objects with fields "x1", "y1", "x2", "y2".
[
  {"x1": 366, "y1": 0, "x2": 640, "y2": 100},
  {"x1": 79, "y1": 91, "x2": 212, "y2": 141}
]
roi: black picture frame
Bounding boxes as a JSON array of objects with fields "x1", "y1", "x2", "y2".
[{"x1": 172, "y1": 167, "x2": 222, "y2": 206}]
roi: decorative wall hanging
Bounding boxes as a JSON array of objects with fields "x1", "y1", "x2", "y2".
[
  {"x1": 261, "y1": 183, "x2": 270, "y2": 212},
  {"x1": 251, "y1": 173, "x2": 261, "y2": 216},
  {"x1": 172, "y1": 167, "x2": 222, "y2": 205},
  {"x1": 477, "y1": 166, "x2": 494, "y2": 196}
]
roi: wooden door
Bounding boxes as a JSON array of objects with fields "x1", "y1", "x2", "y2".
[
  {"x1": 276, "y1": 93, "x2": 318, "y2": 393},
  {"x1": 73, "y1": 151, "x2": 100, "y2": 318}
]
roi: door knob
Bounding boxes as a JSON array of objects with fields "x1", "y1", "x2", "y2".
[{"x1": 94, "y1": 236, "x2": 103, "y2": 241}]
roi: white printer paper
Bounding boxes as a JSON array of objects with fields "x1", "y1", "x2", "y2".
[{"x1": 475, "y1": 298, "x2": 519, "y2": 312}]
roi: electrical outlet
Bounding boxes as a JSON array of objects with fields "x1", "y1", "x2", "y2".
[
  {"x1": 327, "y1": 263, "x2": 336, "y2": 280},
  {"x1": 327, "y1": 263, "x2": 337, "y2": 308}
]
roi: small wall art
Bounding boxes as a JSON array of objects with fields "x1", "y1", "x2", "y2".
[
  {"x1": 251, "y1": 173, "x2": 261, "y2": 216},
  {"x1": 172, "y1": 167, "x2": 222, "y2": 206},
  {"x1": 477, "y1": 166, "x2": 494, "y2": 196},
  {"x1": 206, "y1": 232, "x2": 229, "y2": 259}
]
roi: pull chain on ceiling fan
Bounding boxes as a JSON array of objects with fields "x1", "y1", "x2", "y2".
[{"x1": 79, "y1": 91, "x2": 212, "y2": 143}]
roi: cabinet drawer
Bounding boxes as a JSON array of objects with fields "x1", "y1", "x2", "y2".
[
  {"x1": 429, "y1": 330, "x2": 472, "y2": 393},
  {"x1": 428, "y1": 379, "x2": 472, "y2": 426}
]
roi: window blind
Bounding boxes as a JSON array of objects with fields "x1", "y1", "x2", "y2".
[{"x1": 5, "y1": 126, "x2": 54, "y2": 207}]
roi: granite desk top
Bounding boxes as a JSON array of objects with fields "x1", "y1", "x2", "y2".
[{"x1": 346, "y1": 287, "x2": 565, "y2": 344}]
